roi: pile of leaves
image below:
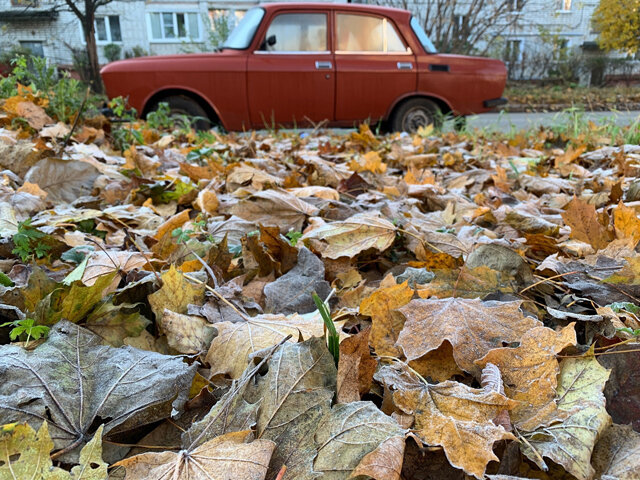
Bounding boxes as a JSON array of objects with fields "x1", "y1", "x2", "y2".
[
  {"x1": 1, "y1": 80, "x2": 640, "y2": 480},
  {"x1": 504, "y1": 84, "x2": 640, "y2": 112}
]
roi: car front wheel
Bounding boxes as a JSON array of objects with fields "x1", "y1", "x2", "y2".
[
  {"x1": 151, "y1": 95, "x2": 212, "y2": 131},
  {"x1": 390, "y1": 98, "x2": 441, "y2": 133}
]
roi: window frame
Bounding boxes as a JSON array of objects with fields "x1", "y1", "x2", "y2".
[
  {"x1": 556, "y1": 0, "x2": 572, "y2": 12},
  {"x1": 95, "y1": 15, "x2": 122, "y2": 44},
  {"x1": 334, "y1": 12, "x2": 412, "y2": 55},
  {"x1": 254, "y1": 11, "x2": 330, "y2": 55},
  {"x1": 146, "y1": 10, "x2": 203, "y2": 43}
]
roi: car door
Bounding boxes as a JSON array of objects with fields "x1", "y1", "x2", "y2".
[
  {"x1": 334, "y1": 12, "x2": 416, "y2": 123},
  {"x1": 247, "y1": 11, "x2": 335, "y2": 128}
]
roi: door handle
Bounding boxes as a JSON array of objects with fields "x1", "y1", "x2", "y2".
[
  {"x1": 397, "y1": 62, "x2": 413, "y2": 70},
  {"x1": 315, "y1": 61, "x2": 332, "y2": 70}
]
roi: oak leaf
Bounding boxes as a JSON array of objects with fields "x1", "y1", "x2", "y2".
[{"x1": 395, "y1": 298, "x2": 541, "y2": 376}]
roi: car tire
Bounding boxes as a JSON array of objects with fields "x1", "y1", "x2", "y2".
[
  {"x1": 151, "y1": 95, "x2": 212, "y2": 131},
  {"x1": 390, "y1": 98, "x2": 442, "y2": 133}
]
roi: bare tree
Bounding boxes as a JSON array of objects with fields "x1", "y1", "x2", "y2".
[
  {"x1": 368, "y1": 0, "x2": 528, "y2": 55},
  {"x1": 59, "y1": 0, "x2": 113, "y2": 93}
]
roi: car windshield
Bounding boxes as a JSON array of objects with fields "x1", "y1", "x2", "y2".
[
  {"x1": 410, "y1": 17, "x2": 437, "y2": 53},
  {"x1": 223, "y1": 7, "x2": 265, "y2": 49}
]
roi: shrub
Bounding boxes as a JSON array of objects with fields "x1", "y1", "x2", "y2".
[
  {"x1": 124, "y1": 46, "x2": 148, "y2": 58},
  {"x1": 104, "y1": 43, "x2": 122, "y2": 63}
]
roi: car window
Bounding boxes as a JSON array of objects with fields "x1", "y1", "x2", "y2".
[
  {"x1": 336, "y1": 14, "x2": 408, "y2": 53},
  {"x1": 410, "y1": 16, "x2": 437, "y2": 53},
  {"x1": 223, "y1": 7, "x2": 264, "y2": 49},
  {"x1": 263, "y1": 13, "x2": 327, "y2": 52}
]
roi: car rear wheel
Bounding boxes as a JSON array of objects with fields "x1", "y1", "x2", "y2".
[
  {"x1": 151, "y1": 95, "x2": 212, "y2": 131},
  {"x1": 390, "y1": 98, "x2": 442, "y2": 133}
]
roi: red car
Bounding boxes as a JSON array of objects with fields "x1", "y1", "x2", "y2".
[{"x1": 100, "y1": 2, "x2": 507, "y2": 132}]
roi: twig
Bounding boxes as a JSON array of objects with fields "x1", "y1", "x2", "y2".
[
  {"x1": 184, "y1": 273, "x2": 251, "y2": 322},
  {"x1": 122, "y1": 228, "x2": 163, "y2": 287},
  {"x1": 519, "y1": 270, "x2": 580, "y2": 294}
]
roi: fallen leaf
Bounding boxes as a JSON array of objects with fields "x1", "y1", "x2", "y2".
[
  {"x1": 337, "y1": 327, "x2": 377, "y2": 403},
  {"x1": 561, "y1": 197, "x2": 612, "y2": 251},
  {"x1": 394, "y1": 381, "x2": 516, "y2": 479},
  {"x1": 230, "y1": 189, "x2": 319, "y2": 232},
  {"x1": 360, "y1": 280, "x2": 414, "y2": 357},
  {"x1": 349, "y1": 435, "x2": 405, "y2": 480},
  {"x1": 0, "y1": 422, "x2": 107, "y2": 479},
  {"x1": 613, "y1": 201, "x2": 640, "y2": 247},
  {"x1": 113, "y1": 431, "x2": 275, "y2": 480},
  {"x1": 24, "y1": 158, "x2": 100, "y2": 204},
  {"x1": 0, "y1": 321, "x2": 196, "y2": 462},
  {"x1": 148, "y1": 265, "x2": 205, "y2": 321},
  {"x1": 395, "y1": 298, "x2": 541, "y2": 376},
  {"x1": 520, "y1": 355, "x2": 611, "y2": 480},
  {"x1": 475, "y1": 324, "x2": 577, "y2": 430},
  {"x1": 161, "y1": 309, "x2": 216, "y2": 354},
  {"x1": 591, "y1": 424, "x2": 640, "y2": 480},
  {"x1": 302, "y1": 213, "x2": 396, "y2": 259}
]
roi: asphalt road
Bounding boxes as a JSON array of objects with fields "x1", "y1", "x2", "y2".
[{"x1": 463, "y1": 110, "x2": 640, "y2": 133}]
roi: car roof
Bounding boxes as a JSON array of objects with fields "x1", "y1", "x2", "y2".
[{"x1": 259, "y1": 2, "x2": 411, "y2": 19}]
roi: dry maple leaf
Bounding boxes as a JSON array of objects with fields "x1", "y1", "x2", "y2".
[
  {"x1": 113, "y1": 431, "x2": 275, "y2": 480},
  {"x1": 302, "y1": 212, "x2": 396, "y2": 259},
  {"x1": 475, "y1": 324, "x2": 577, "y2": 431},
  {"x1": 360, "y1": 279, "x2": 414, "y2": 357},
  {"x1": 395, "y1": 297, "x2": 541, "y2": 376},
  {"x1": 591, "y1": 424, "x2": 640, "y2": 480},
  {"x1": 394, "y1": 381, "x2": 516, "y2": 479},
  {"x1": 613, "y1": 201, "x2": 640, "y2": 247},
  {"x1": 561, "y1": 197, "x2": 612, "y2": 251},
  {"x1": 520, "y1": 355, "x2": 611, "y2": 480}
]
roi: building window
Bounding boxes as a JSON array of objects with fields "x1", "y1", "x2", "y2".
[
  {"x1": 19, "y1": 41, "x2": 44, "y2": 57},
  {"x1": 148, "y1": 12, "x2": 200, "y2": 41},
  {"x1": 504, "y1": 39, "x2": 523, "y2": 64},
  {"x1": 453, "y1": 15, "x2": 469, "y2": 38},
  {"x1": 95, "y1": 16, "x2": 122, "y2": 43},
  {"x1": 508, "y1": 0, "x2": 525, "y2": 12},
  {"x1": 208, "y1": 9, "x2": 245, "y2": 47},
  {"x1": 556, "y1": 0, "x2": 571, "y2": 11}
]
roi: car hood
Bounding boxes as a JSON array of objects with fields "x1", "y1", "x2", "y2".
[{"x1": 100, "y1": 50, "x2": 239, "y2": 74}]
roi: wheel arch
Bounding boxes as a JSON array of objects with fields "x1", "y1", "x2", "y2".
[
  {"x1": 142, "y1": 88, "x2": 223, "y2": 127},
  {"x1": 386, "y1": 93, "x2": 453, "y2": 122}
]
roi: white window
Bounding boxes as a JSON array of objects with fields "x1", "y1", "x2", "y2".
[
  {"x1": 336, "y1": 14, "x2": 407, "y2": 53},
  {"x1": 148, "y1": 12, "x2": 201, "y2": 41},
  {"x1": 95, "y1": 16, "x2": 122, "y2": 43},
  {"x1": 508, "y1": 0, "x2": 525, "y2": 12},
  {"x1": 556, "y1": 0, "x2": 572, "y2": 11}
]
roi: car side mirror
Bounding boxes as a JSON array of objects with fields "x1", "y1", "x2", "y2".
[{"x1": 260, "y1": 34, "x2": 277, "y2": 50}]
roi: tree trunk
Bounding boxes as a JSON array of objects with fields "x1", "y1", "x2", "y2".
[{"x1": 82, "y1": 17, "x2": 104, "y2": 94}]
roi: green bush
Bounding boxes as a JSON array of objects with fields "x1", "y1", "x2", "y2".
[
  {"x1": 124, "y1": 46, "x2": 148, "y2": 58},
  {"x1": 104, "y1": 43, "x2": 122, "y2": 63}
]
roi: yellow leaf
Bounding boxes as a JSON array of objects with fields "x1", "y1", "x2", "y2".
[
  {"x1": 613, "y1": 201, "x2": 640, "y2": 246},
  {"x1": 148, "y1": 265, "x2": 205, "y2": 322},
  {"x1": 360, "y1": 281, "x2": 414, "y2": 357}
]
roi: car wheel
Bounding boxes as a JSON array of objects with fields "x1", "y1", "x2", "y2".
[
  {"x1": 391, "y1": 98, "x2": 441, "y2": 133},
  {"x1": 152, "y1": 95, "x2": 212, "y2": 131}
]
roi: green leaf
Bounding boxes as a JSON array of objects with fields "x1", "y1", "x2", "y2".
[
  {"x1": 62, "y1": 256, "x2": 89, "y2": 286},
  {"x1": 0, "y1": 272, "x2": 14, "y2": 287}
]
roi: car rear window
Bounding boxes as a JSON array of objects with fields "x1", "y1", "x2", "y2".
[
  {"x1": 223, "y1": 7, "x2": 265, "y2": 49},
  {"x1": 410, "y1": 17, "x2": 437, "y2": 53}
]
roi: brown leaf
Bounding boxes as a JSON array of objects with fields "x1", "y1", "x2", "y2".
[
  {"x1": 591, "y1": 424, "x2": 640, "y2": 480},
  {"x1": 349, "y1": 435, "x2": 405, "y2": 480},
  {"x1": 113, "y1": 431, "x2": 275, "y2": 480},
  {"x1": 230, "y1": 189, "x2": 318, "y2": 232},
  {"x1": 394, "y1": 382, "x2": 516, "y2": 479},
  {"x1": 476, "y1": 324, "x2": 576, "y2": 430},
  {"x1": 337, "y1": 327, "x2": 377, "y2": 403},
  {"x1": 561, "y1": 197, "x2": 612, "y2": 251},
  {"x1": 395, "y1": 298, "x2": 541, "y2": 376}
]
